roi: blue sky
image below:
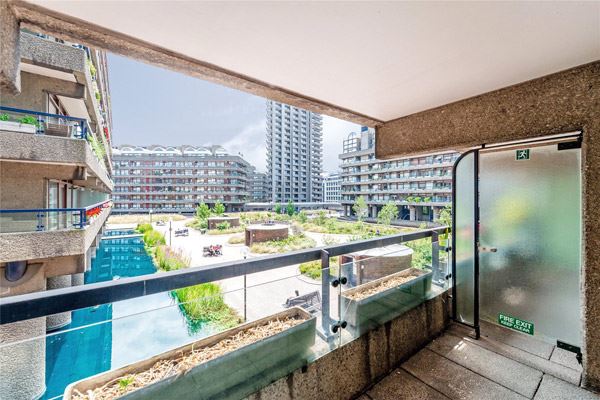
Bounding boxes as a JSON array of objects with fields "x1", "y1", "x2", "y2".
[{"x1": 107, "y1": 54, "x2": 359, "y2": 172}]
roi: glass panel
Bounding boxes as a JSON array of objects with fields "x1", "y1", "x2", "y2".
[
  {"x1": 454, "y1": 152, "x2": 476, "y2": 325},
  {"x1": 479, "y1": 143, "x2": 582, "y2": 346}
]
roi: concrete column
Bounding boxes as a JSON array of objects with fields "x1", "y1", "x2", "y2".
[
  {"x1": 0, "y1": 265, "x2": 46, "y2": 400},
  {"x1": 409, "y1": 206, "x2": 416, "y2": 221},
  {"x1": 46, "y1": 275, "x2": 72, "y2": 331},
  {"x1": 371, "y1": 206, "x2": 378, "y2": 219},
  {"x1": 71, "y1": 273, "x2": 84, "y2": 286},
  {"x1": 432, "y1": 206, "x2": 441, "y2": 221},
  {"x1": 0, "y1": 2, "x2": 21, "y2": 95}
]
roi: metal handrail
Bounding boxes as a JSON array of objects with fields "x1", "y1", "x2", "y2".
[
  {"x1": 0, "y1": 227, "x2": 449, "y2": 325},
  {"x1": 0, "y1": 105, "x2": 88, "y2": 139}
]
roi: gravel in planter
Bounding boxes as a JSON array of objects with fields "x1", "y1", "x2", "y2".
[
  {"x1": 72, "y1": 316, "x2": 307, "y2": 400},
  {"x1": 344, "y1": 270, "x2": 423, "y2": 301}
]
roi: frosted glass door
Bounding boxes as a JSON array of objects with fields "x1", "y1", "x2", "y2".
[
  {"x1": 479, "y1": 143, "x2": 582, "y2": 346},
  {"x1": 453, "y1": 152, "x2": 476, "y2": 326}
]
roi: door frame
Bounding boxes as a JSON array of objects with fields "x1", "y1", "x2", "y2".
[{"x1": 451, "y1": 132, "x2": 582, "y2": 340}]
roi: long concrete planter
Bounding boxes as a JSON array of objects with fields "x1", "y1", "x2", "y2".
[
  {"x1": 341, "y1": 267, "x2": 432, "y2": 336},
  {"x1": 64, "y1": 307, "x2": 316, "y2": 400}
]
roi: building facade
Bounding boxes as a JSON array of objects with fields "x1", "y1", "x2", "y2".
[
  {"x1": 249, "y1": 169, "x2": 269, "y2": 202},
  {"x1": 112, "y1": 145, "x2": 251, "y2": 213},
  {"x1": 0, "y1": 31, "x2": 113, "y2": 400},
  {"x1": 322, "y1": 172, "x2": 342, "y2": 203},
  {"x1": 266, "y1": 100, "x2": 323, "y2": 203},
  {"x1": 340, "y1": 127, "x2": 459, "y2": 223}
]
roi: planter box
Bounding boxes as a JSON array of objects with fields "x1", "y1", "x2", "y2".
[
  {"x1": 341, "y1": 267, "x2": 432, "y2": 336},
  {"x1": 0, "y1": 120, "x2": 36, "y2": 134},
  {"x1": 64, "y1": 307, "x2": 316, "y2": 400}
]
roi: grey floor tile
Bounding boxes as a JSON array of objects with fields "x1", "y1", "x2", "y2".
[
  {"x1": 479, "y1": 320, "x2": 554, "y2": 359},
  {"x1": 447, "y1": 325, "x2": 581, "y2": 385},
  {"x1": 402, "y1": 348, "x2": 526, "y2": 400},
  {"x1": 549, "y1": 347, "x2": 583, "y2": 372},
  {"x1": 533, "y1": 375, "x2": 600, "y2": 400},
  {"x1": 427, "y1": 333, "x2": 543, "y2": 398},
  {"x1": 368, "y1": 369, "x2": 450, "y2": 400}
]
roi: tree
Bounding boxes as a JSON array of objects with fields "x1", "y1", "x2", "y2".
[
  {"x1": 286, "y1": 200, "x2": 295, "y2": 216},
  {"x1": 352, "y1": 196, "x2": 368, "y2": 222},
  {"x1": 212, "y1": 201, "x2": 225, "y2": 215},
  {"x1": 438, "y1": 204, "x2": 452, "y2": 227},
  {"x1": 377, "y1": 202, "x2": 399, "y2": 226},
  {"x1": 195, "y1": 202, "x2": 210, "y2": 220},
  {"x1": 274, "y1": 203, "x2": 282, "y2": 214}
]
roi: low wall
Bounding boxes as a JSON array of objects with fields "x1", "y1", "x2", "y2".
[
  {"x1": 245, "y1": 224, "x2": 289, "y2": 246},
  {"x1": 207, "y1": 217, "x2": 240, "y2": 230},
  {"x1": 246, "y1": 291, "x2": 450, "y2": 400}
]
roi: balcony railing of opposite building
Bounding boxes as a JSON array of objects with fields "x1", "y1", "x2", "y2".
[{"x1": 0, "y1": 200, "x2": 112, "y2": 234}]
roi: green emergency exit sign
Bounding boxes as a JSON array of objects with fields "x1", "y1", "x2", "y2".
[
  {"x1": 516, "y1": 149, "x2": 530, "y2": 160},
  {"x1": 498, "y1": 313, "x2": 534, "y2": 335}
]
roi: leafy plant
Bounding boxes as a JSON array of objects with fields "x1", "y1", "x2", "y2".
[
  {"x1": 19, "y1": 116, "x2": 38, "y2": 126},
  {"x1": 316, "y1": 210, "x2": 327, "y2": 226},
  {"x1": 299, "y1": 257, "x2": 339, "y2": 280},
  {"x1": 216, "y1": 221, "x2": 230, "y2": 230},
  {"x1": 274, "y1": 203, "x2": 282, "y2": 214},
  {"x1": 227, "y1": 235, "x2": 245, "y2": 244},
  {"x1": 352, "y1": 196, "x2": 368, "y2": 222},
  {"x1": 87, "y1": 133, "x2": 106, "y2": 160},
  {"x1": 172, "y1": 283, "x2": 240, "y2": 330},
  {"x1": 195, "y1": 202, "x2": 210, "y2": 220},
  {"x1": 0, "y1": 114, "x2": 9, "y2": 121},
  {"x1": 212, "y1": 201, "x2": 225, "y2": 215},
  {"x1": 95, "y1": 90, "x2": 101, "y2": 102},
  {"x1": 423, "y1": 197, "x2": 432, "y2": 203},
  {"x1": 295, "y1": 210, "x2": 308, "y2": 223},
  {"x1": 286, "y1": 200, "x2": 295, "y2": 216},
  {"x1": 250, "y1": 234, "x2": 316, "y2": 254},
  {"x1": 118, "y1": 376, "x2": 135, "y2": 390},
  {"x1": 87, "y1": 58, "x2": 97, "y2": 78},
  {"x1": 143, "y1": 229, "x2": 166, "y2": 248},
  {"x1": 135, "y1": 223, "x2": 153, "y2": 234},
  {"x1": 155, "y1": 245, "x2": 190, "y2": 271},
  {"x1": 377, "y1": 202, "x2": 399, "y2": 226}
]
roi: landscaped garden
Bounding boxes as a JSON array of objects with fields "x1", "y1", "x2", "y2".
[
  {"x1": 135, "y1": 223, "x2": 241, "y2": 330},
  {"x1": 249, "y1": 233, "x2": 316, "y2": 254},
  {"x1": 108, "y1": 213, "x2": 186, "y2": 225}
]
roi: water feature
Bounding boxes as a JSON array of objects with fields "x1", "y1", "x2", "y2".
[{"x1": 43, "y1": 230, "x2": 219, "y2": 399}]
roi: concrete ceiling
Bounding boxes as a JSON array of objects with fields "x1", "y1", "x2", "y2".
[{"x1": 26, "y1": 1, "x2": 600, "y2": 123}]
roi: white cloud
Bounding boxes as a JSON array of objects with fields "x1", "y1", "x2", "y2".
[{"x1": 222, "y1": 119, "x2": 267, "y2": 172}]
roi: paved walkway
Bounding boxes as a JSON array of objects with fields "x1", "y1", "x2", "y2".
[{"x1": 362, "y1": 321, "x2": 598, "y2": 400}]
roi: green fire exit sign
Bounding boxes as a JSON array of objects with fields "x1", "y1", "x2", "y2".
[
  {"x1": 498, "y1": 313, "x2": 534, "y2": 335},
  {"x1": 516, "y1": 149, "x2": 530, "y2": 160}
]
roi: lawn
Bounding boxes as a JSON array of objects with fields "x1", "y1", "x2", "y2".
[{"x1": 299, "y1": 257, "x2": 339, "y2": 280}]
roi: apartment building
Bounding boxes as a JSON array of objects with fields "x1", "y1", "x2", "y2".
[
  {"x1": 266, "y1": 101, "x2": 323, "y2": 203},
  {"x1": 340, "y1": 127, "x2": 459, "y2": 223},
  {"x1": 0, "y1": 31, "x2": 113, "y2": 400},
  {"x1": 112, "y1": 145, "x2": 251, "y2": 213},
  {"x1": 249, "y1": 169, "x2": 269, "y2": 202},
  {"x1": 322, "y1": 172, "x2": 342, "y2": 203}
]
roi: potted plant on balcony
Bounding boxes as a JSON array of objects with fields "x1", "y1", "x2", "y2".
[
  {"x1": 64, "y1": 307, "x2": 316, "y2": 400},
  {"x1": 0, "y1": 114, "x2": 38, "y2": 134},
  {"x1": 341, "y1": 267, "x2": 432, "y2": 336}
]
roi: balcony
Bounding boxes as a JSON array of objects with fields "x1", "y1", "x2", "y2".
[
  {"x1": 0, "y1": 106, "x2": 113, "y2": 190},
  {"x1": 0, "y1": 200, "x2": 111, "y2": 263}
]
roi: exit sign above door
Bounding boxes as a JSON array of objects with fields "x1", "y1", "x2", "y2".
[{"x1": 516, "y1": 149, "x2": 530, "y2": 160}]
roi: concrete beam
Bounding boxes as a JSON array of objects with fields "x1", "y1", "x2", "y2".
[
  {"x1": 0, "y1": 2, "x2": 21, "y2": 95},
  {"x1": 376, "y1": 61, "x2": 600, "y2": 390},
  {"x1": 10, "y1": 0, "x2": 381, "y2": 128}
]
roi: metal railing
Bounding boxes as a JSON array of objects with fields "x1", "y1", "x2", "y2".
[
  {"x1": 0, "y1": 106, "x2": 90, "y2": 139},
  {"x1": 0, "y1": 200, "x2": 111, "y2": 233},
  {"x1": 0, "y1": 226, "x2": 449, "y2": 326}
]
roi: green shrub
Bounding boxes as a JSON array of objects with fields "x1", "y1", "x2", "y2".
[
  {"x1": 227, "y1": 235, "x2": 245, "y2": 244},
  {"x1": 212, "y1": 201, "x2": 225, "y2": 215},
  {"x1": 216, "y1": 221, "x2": 230, "y2": 230},
  {"x1": 295, "y1": 210, "x2": 308, "y2": 223},
  {"x1": 19, "y1": 116, "x2": 38, "y2": 126},
  {"x1": 172, "y1": 283, "x2": 240, "y2": 329},
  {"x1": 299, "y1": 257, "x2": 339, "y2": 280},
  {"x1": 0, "y1": 114, "x2": 9, "y2": 121},
  {"x1": 250, "y1": 234, "x2": 316, "y2": 254},
  {"x1": 143, "y1": 229, "x2": 165, "y2": 247},
  {"x1": 136, "y1": 223, "x2": 153, "y2": 233},
  {"x1": 155, "y1": 245, "x2": 190, "y2": 271}
]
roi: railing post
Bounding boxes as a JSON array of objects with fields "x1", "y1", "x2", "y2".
[
  {"x1": 431, "y1": 230, "x2": 441, "y2": 285},
  {"x1": 321, "y1": 249, "x2": 330, "y2": 336}
]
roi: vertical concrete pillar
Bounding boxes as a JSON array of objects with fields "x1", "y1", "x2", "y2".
[
  {"x1": 71, "y1": 273, "x2": 84, "y2": 286},
  {"x1": 409, "y1": 206, "x2": 416, "y2": 221},
  {"x1": 46, "y1": 275, "x2": 72, "y2": 331},
  {"x1": 0, "y1": 2, "x2": 21, "y2": 95},
  {"x1": 0, "y1": 265, "x2": 46, "y2": 400},
  {"x1": 432, "y1": 206, "x2": 441, "y2": 221}
]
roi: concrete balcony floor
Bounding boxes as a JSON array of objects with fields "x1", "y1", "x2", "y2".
[{"x1": 362, "y1": 321, "x2": 598, "y2": 400}]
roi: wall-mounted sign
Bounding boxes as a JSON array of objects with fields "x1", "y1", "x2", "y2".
[
  {"x1": 516, "y1": 149, "x2": 530, "y2": 160},
  {"x1": 498, "y1": 313, "x2": 534, "y2": 335}
]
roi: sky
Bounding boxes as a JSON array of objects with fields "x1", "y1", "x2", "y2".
[{"x1": 107, "y1": 54, "x2": 360, "y2": 173}]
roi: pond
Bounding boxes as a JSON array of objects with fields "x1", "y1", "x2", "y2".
[{"x1": 43, "y1": 230, "x2": 220, "y2": 399}]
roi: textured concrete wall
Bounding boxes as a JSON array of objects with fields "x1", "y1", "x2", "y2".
[
  {"x1": 245, "y1": 226, "x2": 289, "y2": 246},
  {"x1": 375, "y1": 61, "x2": 600, "y2": 389},
  {"x1": 0, "y1": 264, "x2": 46, "y2": 400},
  {"x1": 45, "y1": 274, "x2": 72, "y2": 331},
  {"x1": 207, "y1": 217, "x2": 240, "y2": 229},
  {"x1": 20, "y1": 31, "x2": 86, "y2": 73},
  {"x1": 246, "y1": 292, "x2": 449, "y2": 400},
  {"x1": 0, "y1": 130, "x2": 113, "y2": 191},
  {"x1": 0, "y1": 2, "x2": 21, "y2": 95},
  {"x1": 1, "y1": 71, "x2": 85, "y2": 113}
]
